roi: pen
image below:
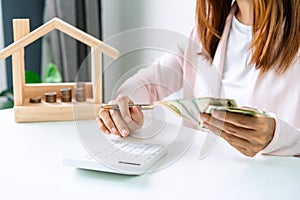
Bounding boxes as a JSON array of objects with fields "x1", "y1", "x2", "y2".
[{"x1": 100, "y1": 103, "x2": 154, "y2": 110}]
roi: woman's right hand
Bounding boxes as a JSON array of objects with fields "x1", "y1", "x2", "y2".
[{"x1": 96, "y1": 95, "x2": 144, "y2": 137}]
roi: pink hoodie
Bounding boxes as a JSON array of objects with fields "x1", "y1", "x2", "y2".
[{"x1": 117, "y1": 3, "x2": 300, "y2": 157}]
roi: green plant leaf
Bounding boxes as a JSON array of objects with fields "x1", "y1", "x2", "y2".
[
  {"x1": 0, "y1": 87, "x2": 13, "y2": 96},
  {"x1": 25, "y1": 70, "x2": 41, "y2": 83},
  {"x1": 0, "y1": 87, "x2": 14, "y2": 109},
  {"x1": 0, "y1": 87, "x2": 13, "y2": 101},
  {"x1": 43, "y1": 63, "x2": 63, "y2": 83},
  {"x1": 0, "y1": 100, "x2": 14, "y2": 109}
]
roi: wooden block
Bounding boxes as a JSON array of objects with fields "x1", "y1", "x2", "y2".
[
  {"x1": 0, "y1": 18, "x2": 119, "y2": 61},
  {"x1": 12, "y1": 19, "x2": 30, "y2": 106},
  {"x1": 0, "y1": 19, "x2": 55, "y2": 61},
  {"x1": 91, "y1": 47, "x2": 102, "y2": 104},
  {"x1": 14, "y1": 101, "x2": 101, "y2": 123},
  {"x1": 24, "y1": 82, "x2": 93, "y2": 99}
]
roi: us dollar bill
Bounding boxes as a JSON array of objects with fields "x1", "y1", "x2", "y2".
[
  {"x1": 205, "y1": 105, "x2": 270, "y2": 117},
  {"x1": 154, "y1": 97, "x2": 237, "y2": 128}
]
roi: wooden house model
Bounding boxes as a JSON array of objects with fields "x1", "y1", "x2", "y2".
[{"x1": 0, "y1": 18, "x2": 119, "y2": 122}]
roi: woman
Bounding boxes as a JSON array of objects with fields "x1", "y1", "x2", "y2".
[{"x1": 97, "y1": 0, "x2": 300, "y2": 157}]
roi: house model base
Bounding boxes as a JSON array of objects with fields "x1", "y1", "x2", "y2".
[
  {"x1": 0, "y1": 18, "x2": 119, "y2": 123},
  {"x1": 14, "y1": 82, "x2": 100, "y2": 122}
]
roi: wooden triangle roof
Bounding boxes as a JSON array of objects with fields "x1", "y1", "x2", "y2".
[{"x1": 0, "y1": 17, "x2": 119, "y2": 61}]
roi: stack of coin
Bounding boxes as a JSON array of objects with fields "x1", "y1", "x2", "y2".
[
  {"x1": 45, "y1": 92, "x2": 57, "y2": 103},
  {"x1": 75, "y1": 82, "x2": 86, "y2": 102},
  {"x1": 30, "y1": 96, "x2": 42, "y2": 103},
  {"x1": 60, "y1": 88, "x2": 72, "y2": 102}
]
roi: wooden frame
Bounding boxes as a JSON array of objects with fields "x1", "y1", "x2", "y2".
[{"x1": 0, "y1": 18, "x2": 119, "y2": 122}]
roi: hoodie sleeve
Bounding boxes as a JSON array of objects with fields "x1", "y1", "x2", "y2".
[
  {"x1": 115, "y1": 39, "x2": 187, "y2": 104},
  {"x1": 261, "y1": 115, "x2": 300, "y2": 157}
]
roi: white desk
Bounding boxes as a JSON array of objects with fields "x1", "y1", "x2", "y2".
[{"x1": 0, "y1": 108, "x2": 300, "y2": 200}]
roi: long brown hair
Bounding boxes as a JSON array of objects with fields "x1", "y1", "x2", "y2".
[{"x1": 196, "y1": 0, "x2": 300, "y2": 74}]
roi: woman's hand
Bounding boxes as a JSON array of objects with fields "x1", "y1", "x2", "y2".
[
  {"x1": 96, "y1": 95, "x2": 144, "y2": 137},
  {"x1": 200, "y1": 110, "x2": 276, "y2": 157}
]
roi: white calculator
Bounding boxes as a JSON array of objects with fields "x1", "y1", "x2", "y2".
[{"x1": 63, "y1": 139, "x2": 167, "y2": 175}]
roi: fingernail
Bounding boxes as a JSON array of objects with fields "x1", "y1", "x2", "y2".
[
  {"x1": 212, "y1": 111, "x2": 221, "y2": 118},
  {"x1": 200, "y1": 115, "x2": 208, "y2": 121},
  {"x1": 121, "y1": 129, "x2": 128, "y2": 137},
  {"x1": 212, "y1": 110, "x2": 217, "y2": 116},
  {"x1": 132, "y1": 106, "x2": 139, "y2": 113},
  {"x1": 105, "y1": 130, "x2": 111, "y2": 135},
  {"x1": 124, "y1": 116, "x2": 131, "y2": 122},
  {"x1": 111, "y1": 127, "x2": 117, "y2": 133}
]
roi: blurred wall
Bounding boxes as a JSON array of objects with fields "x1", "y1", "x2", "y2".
[
  {"x1": 101, "y1": 0, "x2": 196, "y2": 101},
  {"x1": 2, "y1": 0, "x2": 44, "y2": 89},
  {"x1": 102, "y1": 0, "x2": 196, "y2": 38}
]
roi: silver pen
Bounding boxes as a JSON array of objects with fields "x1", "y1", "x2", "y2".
[{"x1": 100, "y1": 103, "x2": 154, "y2": 110}]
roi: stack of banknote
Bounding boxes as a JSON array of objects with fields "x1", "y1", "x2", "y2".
[
  {"x1": 154, "y1": 97, "x2": 269, "y2": 129},
  {"x1": 204, "y1": 105, "x2": 269, "y2": 117}
]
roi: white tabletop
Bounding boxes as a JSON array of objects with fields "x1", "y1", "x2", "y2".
[{"x1": 0, "y1": 108, "x2": 299, "y2": 200}]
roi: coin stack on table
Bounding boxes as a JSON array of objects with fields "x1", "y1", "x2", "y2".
[
  {"x1": 60, "y1": 88, "x2": 72, "y2": 102},
  {"x1": 74, "y1": 82, "x2": 86, "y2": 102},
  {"x1": 29, "y1": 96, "x2": 42, "y2": 103},
  {"x1": 45, "y1": 92, "x2": 57, "y2": 103}
]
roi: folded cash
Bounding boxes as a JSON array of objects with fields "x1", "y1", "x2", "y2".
[
  {"x1": 154, "y1": 97, "x2": 237, "y2": 128},
  {"x1": 205, "y1": 105, "x2": 269, "y2": 117}
]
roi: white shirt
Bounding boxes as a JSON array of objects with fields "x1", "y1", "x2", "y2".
[{"x1": 222, "y1": 15, "x2": 259, "y2": 106}]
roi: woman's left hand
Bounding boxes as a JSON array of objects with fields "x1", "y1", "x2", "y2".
[{"x1": 200, "y1": 110, "x2": 276, "y2": 157}]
